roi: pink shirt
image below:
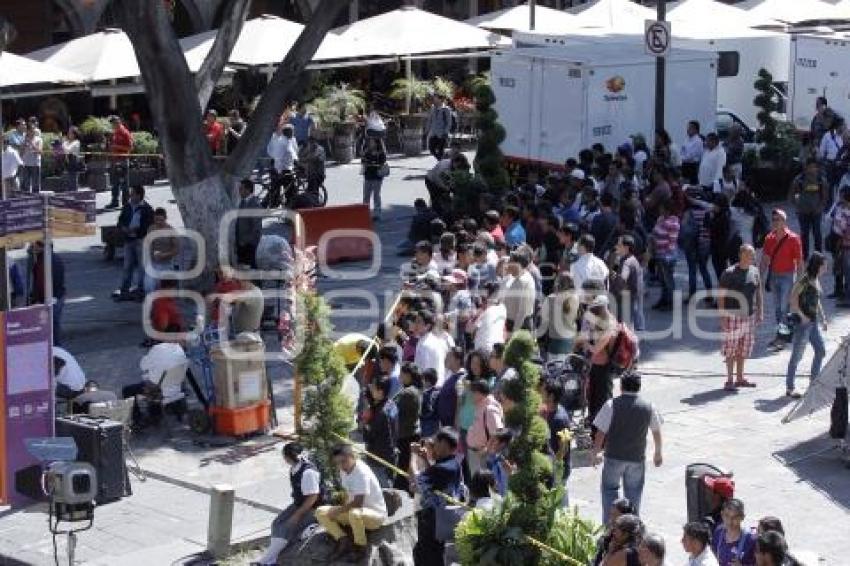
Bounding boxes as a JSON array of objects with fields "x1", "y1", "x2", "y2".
[{"x1": 466, "y1": 396, "x2": 504, "y2": 450}]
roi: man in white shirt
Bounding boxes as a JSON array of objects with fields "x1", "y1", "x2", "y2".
[
  {"x1": 2, "y1": 143, "x2": 23, "y2": 194},
  {"x1": 819, "y1": 127, "x2": 843, "y2": 162},
  {"x1": 266, "y1": 123, "x2": 299, "y2": 207},
  {"x1": 256, "y1": 442, "x2": 322, "y2": 565},
  {"x1": 570, "y1": 234, "x2": 609, "y2": 292},
  {"x1": 53, "y1": 346, "x2": 86, "y2": 399},
  {"x1": 414, "y1": 309, "x2": 451, "y2": 386},
  {"x1": 503, "y1": 249, "x2": 536, "y2": 335},
  {"x1": 680, "y1": 120, "x2": 704, "y2": 184},
  {"x1": 316, "y1": 444, "x2": 388, "y2": 562},
  {"x1": 682, "y1": 521, "x2": 720, "y2": 566},
  {"x1": 698, "y1": 133, "x2": 726, "y2": 190}
]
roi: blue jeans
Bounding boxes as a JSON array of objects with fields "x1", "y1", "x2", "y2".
[
  {"x1": 657, "y1": 257, "x2": 677, "y2": 304},
  {"x1": 600, "y1": 457, "x2": 646, "y2": 524},
  {"x1": 363, "y1": 178, "x2": 383, "y2": 217},
  {"x1": 797, "y1": 212, "x2": 822, "y2": 260},
  {"x1": 771, "y1": 272, "x2": 795, "y2": 324},
  {"x1": 111, "y1": 160, "x2": 129, "y2": 205},
  {"x1": 685, "y1": 244, "x2": 712, "y2": 296},
  {"x1": 786, "y1": 321, "x2": 825, "y2": 391},
  {"x1": 121, "y1": 239, "x2": 144, "y2": 292}
]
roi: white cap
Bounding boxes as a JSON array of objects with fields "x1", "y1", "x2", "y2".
[
  {"x1": 590, "y1": 295, "x2": 609, "y2": 308},
  {"x1": 569, "y1": 169, "x2": 586, "y2": 181}
]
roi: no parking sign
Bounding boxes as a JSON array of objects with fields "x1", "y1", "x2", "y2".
[{"x1": 645, "y1": 20, "x2": 671, "y2": 57}]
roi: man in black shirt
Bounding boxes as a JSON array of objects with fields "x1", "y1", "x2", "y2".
[{"x1": 410, "y1": 427, "x2": 463, "y2": 566}]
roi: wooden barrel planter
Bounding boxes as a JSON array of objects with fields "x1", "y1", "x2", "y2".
[
  {"x1": 333, "y1": 122, "x2": 357, "y2": 164},
  {"x1": 86, "y1": 159, "x2": 110, "y2": 192},
  {"x1": 399, "y1": 114, "x2": 426, "y2": 157}
]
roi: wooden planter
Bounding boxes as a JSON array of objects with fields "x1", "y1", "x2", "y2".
[
  {"x1": 333, "y1": 122, "x2": 357, "y2": 164},
  {"x1": 42, "y1": 176, "x2": 66, "y2": 193},
  {"x1": 86, "y1": 159, "x2": 110, "y2": 192},
  {"x1": 399, "y1": 114, "x2": 426, "y2": 157},
  {"x1": 746, "y1": 163, "x2": 800, "y2": 202},
  {"x1": 129, "y1": 167, "x2": 158, "y2": 187}
]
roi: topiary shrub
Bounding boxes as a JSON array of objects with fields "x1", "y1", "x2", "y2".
[
  {"x1": 295, "y1": 292, "x2": 355, "y2": 483},
  {"x1": 473, "y1": 83, "x2": 511, "y2": 197}
]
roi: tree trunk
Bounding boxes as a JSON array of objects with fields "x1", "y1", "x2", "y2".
[
  {"x1": 194, "y1": 0, "x2": 251, "y2": 111},
  {"x1": 115, "y1": 0, "x2": 346, "y2": 284}
]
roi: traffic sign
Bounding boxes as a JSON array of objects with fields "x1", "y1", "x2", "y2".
[{"x1": 645, "y1": 19, "x2": 671, "y2": 57}]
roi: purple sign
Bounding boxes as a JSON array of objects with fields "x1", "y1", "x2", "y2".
[{"x1": 3, "y1": 305, "x2": 52, "y2": 507}]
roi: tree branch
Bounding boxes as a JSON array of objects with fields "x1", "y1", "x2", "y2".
[
  {"x1": 223, "y1": 0, "x2": 348, "y2": 179},
  {"x1": 195, "y1": 0, "x2": 251, "y2": 110},
  {"x1": 115, "y1": 0, "x2": 216, "y2": 187}
]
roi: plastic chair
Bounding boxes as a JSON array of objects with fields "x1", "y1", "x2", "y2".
[{"x1": 88, "y1": 398, "x2": 146, "y2": 482}]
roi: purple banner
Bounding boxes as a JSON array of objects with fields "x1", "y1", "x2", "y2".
[{"x1": 4, "y1": 306, "x2": 52, "y2": 507}]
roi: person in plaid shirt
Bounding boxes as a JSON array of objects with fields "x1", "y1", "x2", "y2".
[
  {"x1": 718, "y1": 245, "x2": 763, "y2": 391},
  {"x1": 651, "y1": 200, "x2": 680, "y2": 311}
]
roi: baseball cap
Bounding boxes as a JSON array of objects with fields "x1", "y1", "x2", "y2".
[
  {"x1": 771, "y1": 208, "x2": 787, "y2": 221},
  {"x1": 703, "y1": 475, "x2": 735, "y2": 499},
  {"x1": 569, "y1": 169, "x2": 586, "y2": 181},
  {"x1": 590, "y1": 295, "x2": 609, "y2": 308}
]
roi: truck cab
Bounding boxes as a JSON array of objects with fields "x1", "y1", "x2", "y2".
[{"x1": 715, "y1": 109, "x2": 756, "y2": 144}]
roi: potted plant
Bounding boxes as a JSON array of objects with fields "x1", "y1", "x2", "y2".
[
  {"x1": 749, "y1": 68, "x2": 803, "y2": 201},
  {"x1": 79, "y1": 116, "x2": 112, "y2": 192},
  {"x1": 389, "y1": 75, "x2": 434, "y2": 156},
  {"x1": 318, "y1": 83, "x2": 365, "y2": 164},
  {"x1": 129, "y1": 131, "x2": 161, "y2": 186},
  {"x1": 40, "y1": 132, "x2": 66, "y2": 192}
]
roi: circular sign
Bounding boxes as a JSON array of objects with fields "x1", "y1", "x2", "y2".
[{"x1": 645, "y1": 22, "x2": 670, "y2": 56}]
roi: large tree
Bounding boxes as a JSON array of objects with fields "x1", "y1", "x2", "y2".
[{"x1": 114, "y1": 0, "x2": 348, "y2": 280}]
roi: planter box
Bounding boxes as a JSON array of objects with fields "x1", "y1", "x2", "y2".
[
  {"x1": 41, "y1": 176, "x2": 66, "y2": 193},
  {"x1": 746, "y1": 164, "x2": 800, "y2": 202},
  {"x1": 129, "y1": 167, "x2": 158, "y2": 187},
  {"x1": 399, "y1": 114, "x2": 427, "y2": 157}
]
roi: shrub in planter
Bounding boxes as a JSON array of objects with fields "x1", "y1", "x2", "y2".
[
  {"x1": 78, "y1": 116, "x2": 111, "y2": 146},
  {"x1": 473, "y1": 84, "x2": 510, "y2": 197}
]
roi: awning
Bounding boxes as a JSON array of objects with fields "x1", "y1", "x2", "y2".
[
  {"x1": 736, "y1": 0, "x2": 848, "y2": 25},
  {"x1": 466, "y1": 4, "x2": 576, "y2": 34},
  {"x1": 566, "y1": 0, "x2": 655, "y2": 33},
  {"x1": 0, "y1": 51, "x2": 84, "y2": 89}
]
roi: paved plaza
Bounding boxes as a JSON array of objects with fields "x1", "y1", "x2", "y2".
[{"x1": 0, "y1": 154, "x2": 848, "y2": 565}]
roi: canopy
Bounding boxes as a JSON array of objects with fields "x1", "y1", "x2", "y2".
[
  {"x1": 181, "y1": 14, "x2": 355, "y2": 70},
  {"x1": 466, "y1": 4, "x2": 576, "y2": 33},
  {"x1": 783, "y1": 337, "x2": 850, "y2": 423},
  {"x1": 0, "y1": 52, "x2": 84, "y2": 89},
  {"x1": 667, "y1": 0, "x2": 760, "y2": 25},
  {"x1": 567, "y1": 0, "x2": 655, "y2": 32},
  {"x1": 29, "y1": 27, "x2": 203, "y2": 83},
  {"x1": 332, "y1": 6, "x2": 510, "y2": 60},
  {"x1": 736, "y1": 0, "x2": 847, "y2": 25}
]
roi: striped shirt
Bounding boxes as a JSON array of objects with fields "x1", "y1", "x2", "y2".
[{"x1": 653, "y1": 214, "x2": 680, "y2": 258}]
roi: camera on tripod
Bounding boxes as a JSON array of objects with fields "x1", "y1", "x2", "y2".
[{"x1": 44, "y1": 460, "x2": 97, "y2": 522}]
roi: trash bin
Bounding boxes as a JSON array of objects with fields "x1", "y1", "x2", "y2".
[
  {"x1": 211, "y1": 332, "x2": 267, "y2": 409},
  {"x1": 685, "y1": 462, "x2": 733, "y2": 524}
]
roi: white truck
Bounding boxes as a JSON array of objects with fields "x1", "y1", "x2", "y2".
[
  {"x1": 787, "y1": 33, "x2": 850, "y2": 131},
  {"x1": 491, "y1": 43, "x2": 718, "y2": 168}
]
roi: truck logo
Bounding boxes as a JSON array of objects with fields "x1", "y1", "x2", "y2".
[
  {"x1": 499, "y1": 77, "x2": 516, "y2": 88},
  {"x1": 605, "y1": 76, "x2": 626, "y2": 93},
  {"x1": 593, "y1": 125, "x2": 613, "y2": 137},
  {"x1": 796, "y1": 58, "x2": 817, "y2": 68}
]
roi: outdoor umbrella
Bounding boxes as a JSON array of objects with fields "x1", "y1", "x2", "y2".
[
  {"x1": 466, "y1": 4, "x2": 576, "y2": 34},
  {"x1": 783, "y1": 336, "x2": 850, "y2": 423},
  {"x1": 331, "y1": 6, "x2": 510, "y2": 61},
  {"x1": 0, "y1": 52, "x2": 84, "y2": 89},
  {"x1": 667, "y1": 0, "x2": 760, "y2": 25},
  {"x1": 566, "y1": 0, "x2": 655, "y2": 32},
  {"x1": 180, "y1": 14, "x2": 356, "y2": 71},
  {"x1": 736, "y1": 0, "x2": 846, "y2": 25},
  {"x1": 29, "y1": 27, "x2": 203, "y2": 84}
]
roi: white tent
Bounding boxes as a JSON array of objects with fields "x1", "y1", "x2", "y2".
[
  {"x1": 736, "y1": 0, "x2": 846, "y2": 25},
  {"x1": 29, "y1": 27, "x2": 204, "y2": 83},
  {"x1": 567, "y1": 0, "x2": 655, "y2": 32},
  {"x1": 667, "y1": 0, "x2": 760, "y2": 25},
  {"x1": 466, "y1": 4, "x2": 576, "y2": 33},
  {"x1": 181, "y1": 14, "x2": 356, "y2": 70},
  {"x1": 0, "y1": 52, "x2": 84, "y2": 89},
  {"x1": 332, "y1": 6, "x2": 510, "y2": 60}
]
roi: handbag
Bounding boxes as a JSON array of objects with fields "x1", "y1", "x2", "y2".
[
  {"x1": 764, "y1": 233, "x2": 790, "y2": 292},
  {"x1": 378, "y1": 163, "x2": 390, "y2": 178}
]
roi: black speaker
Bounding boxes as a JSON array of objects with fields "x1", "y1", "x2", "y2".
[
  {"x1": 14, "y1": 464, "x2": 45, "y2": 501},
  {"x1": 55, "y1": 415, "x2": 129, "y2": 504}
]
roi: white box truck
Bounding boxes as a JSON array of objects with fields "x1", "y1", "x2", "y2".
[
  {"x1": 787, "y1": 33, "x2": 850, "y2": 131},
  {"x1": 491, "y1": 43, "x2": 718, "y2": 168}
]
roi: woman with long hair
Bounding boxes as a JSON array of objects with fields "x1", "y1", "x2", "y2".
[
  {"x1": 710, "y1": 193, "x2": 742, "y2": 280},
  {"x1": 785, "y1": 252, "x2": 828, "y2": 398}
]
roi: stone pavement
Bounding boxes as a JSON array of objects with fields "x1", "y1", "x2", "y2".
[{"x1": 0, "y1": 152, "x2": 849, "y2": 564}]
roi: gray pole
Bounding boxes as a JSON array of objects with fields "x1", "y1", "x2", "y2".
[
  {"x1": 530, "y1": 0, "x2": 536, "y2": 31},
  {"x1": 655, "y1": 1, "x2": 666, "y2": 134}
]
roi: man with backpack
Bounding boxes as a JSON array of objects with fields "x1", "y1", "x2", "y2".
[
  {"x1": 254, "y1": 442, "x2": 324, "y2": 565},
  {"x1": 426, "y1": 95, "x2": 452, "y2": 161},
  {"x1": 592, "y1": 371, "x2": 663, "y2": 524}
]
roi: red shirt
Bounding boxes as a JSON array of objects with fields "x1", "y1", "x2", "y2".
[
  {"x1": 490, "y1": 225, "x2": 505, "y2": 244},
  {"x1": 110, "y1": 124, "x2": 133, "y2": 158},
  {"x1": 763, "y1": 228, "x2": 803, "y2": 274},
  {"x1": 205, "y1": 121, "x2": 224, "y2": 154},
  {"x1": 209, "y1": 279, "x2": 242, "y2": 325},
  {"x1": 151, "y1": 296, "x2": 184, "y2": 332}
]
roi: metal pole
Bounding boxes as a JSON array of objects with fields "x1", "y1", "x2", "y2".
[
  {"x1": 207, "y1": 484, "x2": 235, "y2": 559},
  {"x1": 404, "y1": 57, "x2": 413, "y2": 115},
  {"x1": 655, "y1": 1, "x2": 666, "y2": 134},
  {"x1": 530, "y1": 0, "x2": 536, "y2": 31}
]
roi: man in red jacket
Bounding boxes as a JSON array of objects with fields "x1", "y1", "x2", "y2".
[
  {"x1": 107, "y1": 115, "x2": 133, "y2": 209},
  {"x1": 204, "y1": 110, "x2": 224, "y2": 155}
]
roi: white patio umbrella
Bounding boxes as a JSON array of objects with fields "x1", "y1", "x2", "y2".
[
  {"x1": 567, "y1": 0, "x2": 655, "y2": 32},
  {"x1": 667, "y1": 0, "x2": 760, "y2": 25},
  {"x1": 29, "y1": 27, "x2": 203, "y2": 84},
  {"x1": 332, "y1": 6, "x2": 510, "y2": 60},
  {"x1": 0, "y1": 52, "x2": 84, "y2": 89},
  {"x1": 783, "y1": 337, "x2": 850, "y2": 424},
  {"x1": 736, "y1": 0, "x2": 846, "y2": 25},
  {"x1": 466, "y1": 4, "x2": 576, "y2": 33},
  {"x1": 180, "y1": 14, "x2": 357, "y2": 71}
]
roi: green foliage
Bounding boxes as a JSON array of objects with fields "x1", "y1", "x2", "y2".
[
  {"x1": 752, "y1": 68, "x2": 800, "y2": 164},
  {"x1": 473, "y1": 83, "x2": 510, "y2": 196},
  {"x1": 131, "y1": 131, "x2": 158, "y2": 155},
  {"x1": 431, "y1": 76, "x2": 456, "y2": 99},
  {"x1": 389, "y1": 76, "x2": 433, "y2": 112},
  {"x1": 450, "y1": 168, "x2": 487, "y2": 219},
  {"x1": 40, "y1": 133, "x2": 62, "y2": 177},
  {"x1": 295, "y1": 293, "x2": 355, "y2": 483},
  {"x1": 78, "y1": 116, "x2": 111, "y2": 142},
  {"x1": 466, "y1": 72, "x2": 491, "y2": 93},
  {"x1": 308, "y1": 83, "x2": 365, "y2": 127},
  {"x1": 541, "y1": 507, "x2": 603, "y2": 566}
]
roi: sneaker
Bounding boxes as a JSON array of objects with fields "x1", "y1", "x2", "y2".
[
  {"x1": 112, "y1": 289, "x2": 133, "y2": 301},
  {"x1": 104, "y1": 201, "x2": 120, "y2": 209},
  {"x1": 786, "y1": 390, "x2": 802, "y2": 399}
]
